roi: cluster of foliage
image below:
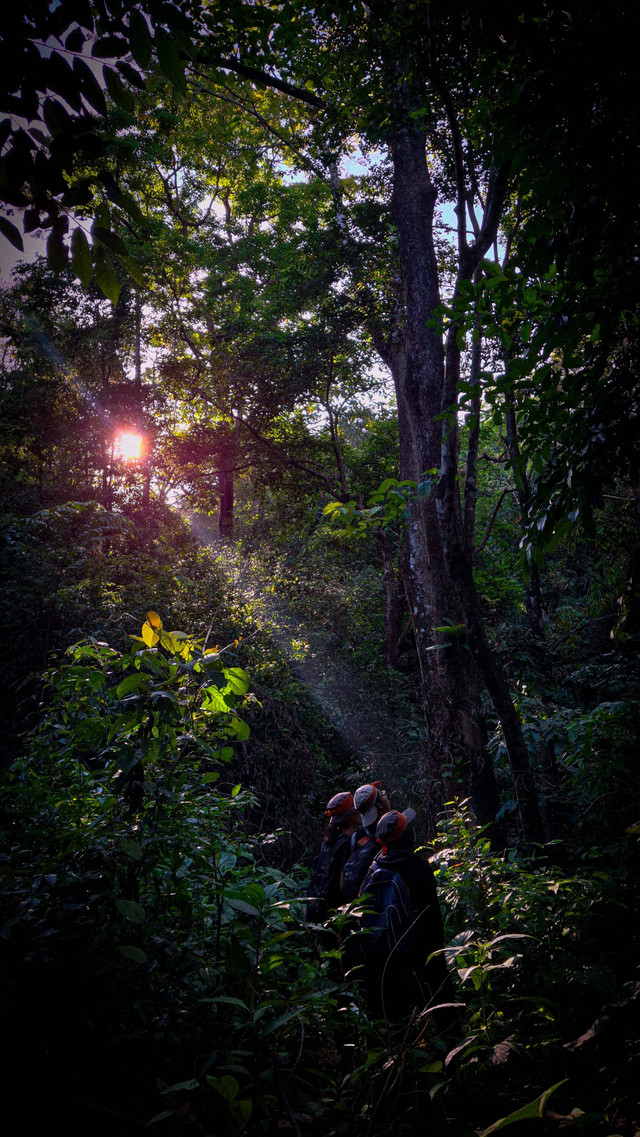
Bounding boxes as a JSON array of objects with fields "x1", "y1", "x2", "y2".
[
  {"x1": 1, "y1": 608, "x2": 342, "y2": 1131},
  {"x1": 2, "y1": 1, "x2": 639, "y2": 1132},
  {"x1": 3, "y1": 617, "x2": 637, "y2": 1135}
]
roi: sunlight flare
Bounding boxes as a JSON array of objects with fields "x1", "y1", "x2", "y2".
[{"x1": 115, "y1": 431, "x2": 143, "y2": 462}]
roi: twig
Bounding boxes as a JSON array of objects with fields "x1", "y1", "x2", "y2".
[
  {"x1": 476, "y1": 487, "x2": 518, "y2": 553},
  {"x1": 550, "y1": 612, "x2": 616, "y2": 649}
]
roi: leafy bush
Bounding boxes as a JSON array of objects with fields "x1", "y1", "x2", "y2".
[{"x1": 0, "y1": 611, "x2": 345, "y2": 1132}]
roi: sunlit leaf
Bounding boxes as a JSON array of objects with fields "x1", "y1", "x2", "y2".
[
  {"x1": 477, "y1": 1079, "x2": 568, "y2": 1137},
  {"x1": 141, "y1": 622, "x2": 159, "y2": 647}
]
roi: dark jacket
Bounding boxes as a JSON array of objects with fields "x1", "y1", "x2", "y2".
[{"x1": 361, "y1": 839, "x2": 455, "y2": 1019}]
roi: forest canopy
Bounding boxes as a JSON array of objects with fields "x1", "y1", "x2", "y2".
[{"x1": 0, "y1": 3, "x2": 638, "y2": 1135}]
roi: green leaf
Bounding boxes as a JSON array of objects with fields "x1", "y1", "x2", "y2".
[
  {"x1": 92, "y1": 35, "x2": 130, "y2": 59},
  {"x1": 122, "y1": 840, "x2": 143, "y2": 861},
  {"x1": 94, "y1": 247, "x2": 120, "y2": 305},
  {"x1": 115, "y1": 898, "x2": 146, "y2": 923},
  {"x1": 207, "y1": 1074, "x2": 239, "y2": 1103},
  {"x1": 74, "y1": 57, "x2": 108, "y2": 116},
  {"x1": 155, "y1": 28, "x2": 187, "y2": 94},
  {"x1": 116, "y1": 672, "x2": 151, "y2": 697},
  {"x1": 230, "y1": 717, "x2": 250, "y2": 741},
  {"x1": 202, "y1": 685, "x2": 229, "y2": 712},
  {"x1": 116, "y1": 60, "x2": 147, "y2": 90},
  {"x1": 128, "y1": 9, "x2": 153, "y2": 69},
  {"x1": 231, "y1": 1100, "x2": 252, "y2": 1126},
  {"x1": 118, "y1": 255, "x2": 146, "y2": 286},
  {"x1": 160, "y1": 1079, "x2": 200, "y2": 1094},
  {"x1": 201, "y1": 996, "x2": 249, "y2": 1010},
  {"x1": 117, "y1": 945, "x2": 148, "y2": 963},
  {"x1": 262, "y1": 1006, "x2": 303, "y2": 1034},
  {"x1": 93, "y1": 225, "x2": 128, "y2": 258},
  {"x1": 70, "y1": 226, "x2": 92, "y2": 286},
  {"x1": 103, "y1": 67, "x2": 137, "y2": 114},
  {"x1": 0, "y1": 216, "x2": 24, "y2": 251},
  {"x1": 47, "y1": 226, "x2": 68, "y2": 271},
  {"x1": 147, "y1": 1110, "x2": 174, "y2": 1125},
  {"x1": 225, "y1": 667, "x2": 250, "y2": 696},
  {"x1": 477, "y1": 1080, "x2": 568, "y2": 1137},
  {"x1": 227, "y1": 897, "x2": 260, "y2": 917}
]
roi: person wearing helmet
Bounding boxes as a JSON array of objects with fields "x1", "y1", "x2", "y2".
[
  {"x1": 341, "y1": 782, "x2": 392, "y2": 902},
  {"x1": 359, "y1": 809, "x2": 457, "y2": 1026},
  {"x1": 306, "y1": 791, "x2": 361, "y2": 922}
]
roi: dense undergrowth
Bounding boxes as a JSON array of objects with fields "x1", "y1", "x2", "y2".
[{"x1": 1, "y1": 498, "x2": 639, "y2": 1136}]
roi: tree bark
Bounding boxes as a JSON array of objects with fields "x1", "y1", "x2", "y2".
[
  {"x1": 218, "y1": 468, "x2": 234, "y2": 537},
  {"x1": 384, "y1": 129, "x2": 504, "y2": 841},
  {"x1": 505, "y1": 391, "x2": 545, "y2": 637},
  {"x1": 376, "y1": 529, "x2": 408, "y2": 669},
  {"x1": 390, "y1": 125, "x2": 544, "y2": 847}
]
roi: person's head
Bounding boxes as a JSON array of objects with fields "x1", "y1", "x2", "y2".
[
  {"x1": 354, "y1": 782, "x2": 391, "y2": 829},
  {"x1": 325, "y1": 791, "x2": 360, "y2": 839},
  {"x1": 375, "y1": 808, "x2": 417, "y2": 853}
]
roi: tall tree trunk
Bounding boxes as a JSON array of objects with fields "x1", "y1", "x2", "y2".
[
  {"x1": 390, "y1": 124, "x2": 542, "y2": 846},
  {"x1": 504, "y1": 391, "x2": 545, "y2": 637},
  {"x1": 382, "y1": 134, "x2": 496, "y2": 839},
  {"x1": 218, "y1": 468, "x2": 234, "y2": 537},
  {"x1": 376, "y1": 529, "x2": 407, "y2": 669}
]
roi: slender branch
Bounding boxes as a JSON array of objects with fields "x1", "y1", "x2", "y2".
[
  {"x1": 207, "y1": 55, "x2": 326, "y2": 110},
  {"x1": 463, "y1": 325, "x2": 483, "y2": 559},
  {"x1": 550, "y1": 612, "x2": 617, "y2": 650},
  {"x1": 476, "y1": 486, "x2": 518, "y2": 553},
  {"x1": 232, "y1": 411, "x2": 341, "y2": 494},
  {"x1": 425, "y1": 7, "x2": 467, "y2": 261},
  {"x1": 324, "y1": 357, "x2": 350, "y2": 496},
  {"x1": 190, "y1": 74, "x2": 325, "y2": 178}
]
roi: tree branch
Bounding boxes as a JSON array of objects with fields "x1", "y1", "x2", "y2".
[
  {"x1": 200, "y1": 54, "x2": 326, "y2": 109},
  {"x1": 476, "y1": 486, "x2": 518, "y2": 553}
]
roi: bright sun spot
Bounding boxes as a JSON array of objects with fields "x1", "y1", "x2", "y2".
[{"x1": 115, "y1": 431, "x2": 143, "y2": 461}]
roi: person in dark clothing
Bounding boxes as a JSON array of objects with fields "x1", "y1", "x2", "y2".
[
  {"x1": 342, "y1": 782, "x2": 393, "y2": 901},
  {"x1": 360, "y1": 809, "x2": 457, "y2": 1026},
  {"x1": 306, "y1": 791, "x2": 361, "y2": 922},
  {"x1": 355, "y1": 782, "x2": 392, "y2": 835}
]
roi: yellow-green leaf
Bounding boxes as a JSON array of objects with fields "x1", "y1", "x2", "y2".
[
  {"x1": 477, "y1": 1079, "x2": 568, "y2": 1137},
  {"x1": 141, "y1": 621, "x2": 159, "y2": 647}
]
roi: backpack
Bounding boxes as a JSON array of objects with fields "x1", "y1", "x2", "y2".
[
  {"x1": 342, "y1": 831, "x2": 378, "y2": 902},
  {"x1": 306, "y1": 833, "x2": 350, "y2": 923},
  {"x1": 358, "y1": 860, "x2": 414, "y2": 964}
]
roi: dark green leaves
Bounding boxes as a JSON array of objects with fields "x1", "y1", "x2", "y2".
[
  {"x1": 0, "y1": 216, "x2": 23, "y2": 251},
  {"x1": 92, "y1": 35, "x2": 130, "y2": 59},
  {"x1": 155, "y1": 28, "x2": 187, "y2": 94},
  {"x1": 47, "y1": 222, "x2": 69, "y2": 271},
  {"x1": 128, "y1": 9, "x2": 153, "y2": 69},
  {"x1": 71, "y1": 226, "x2": 92, "y2": 286},
  {"x1": 115, "y1": 898, "x2": 146, "y2": 923},
  {"x1": 103, "y1": 67, "x2": 137, "y2": 114},
  {"x1": 93, "y1": 225, "x2": 129, "y2": 258},
  {"x1": 94, "y1": 247, "x2": 121, "y2": 305}
]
